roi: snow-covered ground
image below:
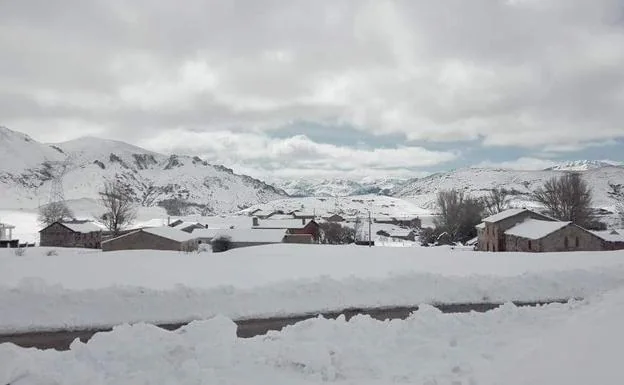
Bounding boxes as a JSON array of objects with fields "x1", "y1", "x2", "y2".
[
  {"x1": 1, "y1": 288, "x2": 623, "y2": 384},
  {"x1": 1, "y1": 245, "x2": 624, "y2": 333}
]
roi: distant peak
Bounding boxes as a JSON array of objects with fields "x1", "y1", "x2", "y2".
[{"x1": 544, "y1": 160, "x2": 623, "y2": 171}]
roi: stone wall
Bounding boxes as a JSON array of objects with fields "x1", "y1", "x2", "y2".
[{"x1": 102, "y1": 230, "x2": 197, "y2": 252}]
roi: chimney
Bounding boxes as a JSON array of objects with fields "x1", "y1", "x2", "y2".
[
  {"x1": 302, "y1": 218, "x2": 306, "y2": 225},
  {"x1": 167, "y1": 216, "x2": 170, "y2": 226},
  {"x1": 252, "y1": 217, "x2": 259, "y2": 226}
]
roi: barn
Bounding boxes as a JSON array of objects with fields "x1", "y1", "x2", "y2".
[
  {"x1": 39, "y1": 221, "x2": 103, "y2": 248},
  {"x1": 101, "y1": 227, "x2": 198, "y2": 252}
]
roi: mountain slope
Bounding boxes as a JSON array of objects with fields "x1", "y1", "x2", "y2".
[
  {"x1": 392, "y1": 166, "x2": 624, "y2": 212},
  {"x1": 0, "y1": 126, "x2": 287, "y2": 214},
  {"x1": 273, "y1": 177, "x2": 408, "y2": 197}
]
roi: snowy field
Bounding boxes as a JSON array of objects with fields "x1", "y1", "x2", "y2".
[
  {"x1": 1, "y1": 245, "x2": 624, "y2": 333},
  {"x1": 1, "y1": 288, "x2": 623, "y2": 384}
]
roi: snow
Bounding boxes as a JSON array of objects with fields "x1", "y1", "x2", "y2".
[
  {"x1": 505, "y1": 219, "x2": 571, "y2": 240},
  {"x1": 2, "y1": 288, "x2": 624, "y2": 384},
  {"x1": 1, "y1": 245, "x2": 624, "y2": 333},
  {"x1": 61, "y1": 221, "x2": 104, "y2": 233},
  {"x1": 142, "y1": 227, "x2": 197, "y2": 242},
  {"x1": 254, "y1": 219, "x2": 311, "y2": 229},
  {"x1": 216, "y1": 228, "x2": 287, "y2": 243},
  {"x1": 482, "y1": 208, "x2": 529, "y2": 223}
]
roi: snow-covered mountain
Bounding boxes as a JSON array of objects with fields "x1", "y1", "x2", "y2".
[
  {"x1": 544, "y1": 160, "x2": 623, "y2": 171},
  {"x1": 0, "y1": 126, "x2": 286, "y2": 214},
  {"x1": 273, "y1": 177, "x2": 408, "y2": 197},
  {"x1": 392, "y1": 166, "x2": 624, "y2": 212}
]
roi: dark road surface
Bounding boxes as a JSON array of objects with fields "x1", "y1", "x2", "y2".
[{"x1": 0, "y1": 299, "x2": 572, "y2": 351}]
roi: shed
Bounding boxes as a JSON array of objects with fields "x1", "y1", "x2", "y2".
[
  {"x1": 101, "y1": 226, "x2": 198, "y2": 252},
  {"x1": 39, "y1": 221, "x2": 103, "y2": 248}
]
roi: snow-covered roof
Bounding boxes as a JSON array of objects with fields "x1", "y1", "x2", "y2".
[
  {"x1": 476, "y1": 222, "x2": 486, "y2": 229},
  {"x1": 504, "y1": 219, "x2": 571, "y2": 240},
  {"x1": 0, "y1": 222, "x2": 15, "y2": 229},
  {"x1": 143, "y1": 227, "x2": 196, "y2": 243},
  {"x1": 62, "y1": 222, "x2": 103, "y2": 233},
  {"x1": 389, "y1": 229, "x2": 415, "y2": 238},
  {"x1": 214, "y1": 229, "x2": 287, "y2": 243},
  {"x1": 590, "y1": 230, "x2": 624, "y2": 243},
  {"x1": 191, "y1": 228, "x2": 221, "y2": 239},
  {"x1": 253, "y1": 219, "x2": 312, "y2": 230},
  {"x1": 483, "y1": 209, "x2": 529, "y2": 223},
  {"x1": 171, "y1": 221, "x2": 202, "y2": 230}
]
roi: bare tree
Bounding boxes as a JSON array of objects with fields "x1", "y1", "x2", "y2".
[
  {"x1": 38, "y1": 201, "x2": 74, "y2": 226},
  {"x1": 434, "y1": 189, "x2": 483, "y2": 243},
  {"x1": 482, "y1": 188, "x2": 511, "y2": 216},
  {"x1": 99, "y1": 181, "x2": 137, "y2": 235},
  {"x1": 319, "y1": 222, "x2": 355, "y2": 244},
  {"x1": 532, "y1": 173, "x2": 594, "y2": 228}
]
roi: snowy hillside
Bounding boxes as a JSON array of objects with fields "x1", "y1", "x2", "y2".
[
  {"x1": 273, "y1": 177, "x2": 408, "y2": 197},
  {"x1": 545, "y1": 159, "x2": 623, "y2": 171},
  {"x1": 393, "y1": 166, "x2": 624, "y2": 212},
  {"x1": 240, "y1": 195, "x2": 431, "y2": 218},
  {"x1": 0, "y1": 126, "x2": 286, "y2": 214}
]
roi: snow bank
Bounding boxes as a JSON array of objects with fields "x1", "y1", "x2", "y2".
[
  {"x1": 1, "y1": 245, "x2": 624, "y2": 333},
  {"x1": 2, "y1": 289, "x2": 623, "y2": 384}
]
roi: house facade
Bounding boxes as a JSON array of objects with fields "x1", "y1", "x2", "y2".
[
  {"x1": 39, "y1": 221, "x2": 102, "y2": 248},
  {"x1": 477, "y1": 209, "x2": 607, "y2": 252},
  {"x1": 504, "y1": 221, "x2": 604, "y2": 252}
]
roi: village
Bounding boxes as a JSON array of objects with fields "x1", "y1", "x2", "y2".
[{"x1": 2, "y1": 204, "x2": 623, "y2": 253}]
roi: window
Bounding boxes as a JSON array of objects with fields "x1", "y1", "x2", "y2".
[{"x1": 528, "y1": 240, "x2": 532, "y2": 250}]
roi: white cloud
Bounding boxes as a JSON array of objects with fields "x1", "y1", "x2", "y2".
[{"x1": 139, "y1": 130, "x2": 456, "y2": 179}]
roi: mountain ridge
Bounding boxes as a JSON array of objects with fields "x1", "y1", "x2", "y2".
[{"x1": 0, "y1": 126, "x2": 287, "y2": 214}]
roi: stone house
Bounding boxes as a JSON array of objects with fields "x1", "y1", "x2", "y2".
[
  {"x1": 101, "y1": 227, "x2": 198, "y2": 252},
  {"x1": 39, "y1": 221, "x2": 103, "y2": 248},
  {"x1": 477, "y1": 209, "x2": 553, "y2": 252},
  {"x1": 504, "y1": 219, "x2": 604, "y2": 252},
  {"x1": 0, "y1": 222, "x2": 18, "y2": 248},
  {"x1": 477, "y1": 208, "x2": 606, "y2": 252}
]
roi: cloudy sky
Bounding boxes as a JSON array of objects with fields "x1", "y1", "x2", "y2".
[{"x1": 2, "y1": 0, "x2": 624, "y2": 181}]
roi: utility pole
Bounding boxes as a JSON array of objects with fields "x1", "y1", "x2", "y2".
[{"x1": 368, "y1": 210, "x2": 372, "y2": 247}]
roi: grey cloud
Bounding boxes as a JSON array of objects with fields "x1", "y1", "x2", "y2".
[{"x1": 1, "y1": 0, "x2": 624, "y2": 175}]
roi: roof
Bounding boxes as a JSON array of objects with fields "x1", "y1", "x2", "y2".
[
  {"x1": 62, "y1": 222, "x2": 103, "y2": 233},
  {"x1": 590, "y1": 230, "x2": 624, "y2": 243},
  {"x1": 483, "y1": 209, "x2": 530, "y2": 223},
  {"x1": 0, "y1": 222, "x2": 15, "y2": 229},
  {"x1": 253, "y1": 219, "x2": 314, "y2": 230},
  {"x1": 143, "y1": 227, "x2": 197, "y2": 242},
  {"x1": 191, "y1": 228, "x2": 221, "y2": 239},
  {"x1": 504, "y1": 219, "x2": 571, "y2": 240},
  {"x1": 389, "y1": 229, "x2": 415, "y2": 237},
  {"x1": 214, "y1": 229, "x2": 287, "y2": 243},
  {"x1": 476, "y1": 222, "x2": 486, "y2": 229}
]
